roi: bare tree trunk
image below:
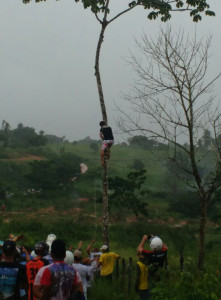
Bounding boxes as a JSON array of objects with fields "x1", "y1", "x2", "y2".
[
  {"x1": 102, "y1": 150, "x2": 109, "y2": 245},
  {"x1": 95, "y1": 22, "x2": 109, "y2": 246},
  {"x1": 198, "y1": 197, "x2": 207, "y2": 271},
  {"x1": 94, "y1": 1, "x2": 138, "y2": 247},
  {"x1": 95, "y1": 23, "x2": 108, "y2": 123}
]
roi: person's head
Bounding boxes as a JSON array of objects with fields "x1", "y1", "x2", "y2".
[
  {"x1": 99, "y1": 121, "x2": 106, "y2": 127},
  {"x1": 149, "y1": 237, "x2": 163, "y2": 252},
  {"x1": 64, "y1": 250, "x2": 74, "y2": 265},
  {"x1": 34, "y1": 241, "x2": 48, "y2": 257},
  {"x1": 93, "y1": 247, "x2": 99, "y2": 253},
  {"x1": 73, "y1": 249, "x2": 83, "y2": 263},
  {"x1": 100, "y1": 245, "x2": 108, "y2": 253},
  {"x1": 2, "y1": 240, "x2": 16, "y2": 259},
  {"x1": 51, "y1": 239, "x2": 66, "y2": 261},
  {"x1": 82, "y1": 258, "x2": 91, "y2": 266}
]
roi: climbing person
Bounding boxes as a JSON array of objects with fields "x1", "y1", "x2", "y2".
[
  {"x1": 97, "y1": 245, "x2": 120, "y2": 281},
  {"x1": 99, "y1": 121, "x2": 114, "y2": 166},
  {"x1": 135, "y1": 252, "x2": 150, "y2": 300},
  {"x1": 26, "y1": 241, "x2": 49, "y2": 300}
]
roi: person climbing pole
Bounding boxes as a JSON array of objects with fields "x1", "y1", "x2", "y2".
[{"x1": 99, "y1": 121, "x2": 114, "y2": 166}]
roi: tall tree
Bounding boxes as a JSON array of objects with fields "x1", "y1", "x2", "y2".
[
  {"x1": 22, "y1": 0, "x2": 215, "y2": 246},
  {"x1": 118, "y1": 28, "x2": 221, "y2": 270}
]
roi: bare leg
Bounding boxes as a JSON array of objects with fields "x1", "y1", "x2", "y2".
[{"x1": 101, "y1": 149, "x2": 104, "y2": 166}]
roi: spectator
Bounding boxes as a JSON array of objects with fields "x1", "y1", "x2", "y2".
[
  {"x1": 73, "y1": 249, "x2": 97, "y2": 300},
  {"x1": 0, "y1": 240, "x2": 27, "y2": 299},
  {"x1": 135, "y1": 252, "x2": 150, "y2": 300},
  {"x1": 37, "y1": 239, "x2": 83, "y2": 300},
  {"x1": 137, "y1": 235, "x2": 168, "y2": 282},
  {"x1": 97, "y1": 245, "x2": 120, "y2": 281},
  {"x1": 138, "y1": 235, "x2": 167, "y2": 267},
  {"x1": 86, "y1": 239, "x2": 102, "y2": 261},
  {"x1": 64, "y1": 250, "x2": 74, "y2": 265},
  {"x1": 26, "y1": 242, "x2": 49, "y2": 300},
  {"x1": 86, "y1": 240, "x2": 101, "y2": 288}
]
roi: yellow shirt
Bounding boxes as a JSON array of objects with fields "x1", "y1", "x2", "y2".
[
  {"x1": 137, "y1": 261, "x2": 148, "y2": 290},
  {"x1": 99, "y1": 252, "x2": 119, "y2": 276}
]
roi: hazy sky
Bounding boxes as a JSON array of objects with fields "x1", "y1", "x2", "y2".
[{"x1": 0, "y1": 0, "x2": 220, "y2": 142}]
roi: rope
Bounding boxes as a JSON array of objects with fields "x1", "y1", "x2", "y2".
[{"x1": 92, "y1": 158, "x2": 101, "y2": 239}]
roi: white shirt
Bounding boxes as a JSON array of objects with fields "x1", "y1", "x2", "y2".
[{"x1": 72, "y1": 263, "x2": 96, "y2": 294}]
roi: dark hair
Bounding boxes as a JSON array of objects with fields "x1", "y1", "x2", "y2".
[
  {"x1": 51, "y1": 240, "x2": 66, "y2": 259},
  {"x1": 3, "y1": 240, "x2": 16, "y2": 257},
  {"x1": 99, "y1": 121, "x2": 106, "y2": 127},
  {"x1": 34, "y1": 241, "x2": 48, "y2": 256},
  {"x1": 74, "y1": 256, "x2": 81, "y2": 262}
]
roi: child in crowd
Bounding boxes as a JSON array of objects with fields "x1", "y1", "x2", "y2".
[{"x1": 135, "y1": 252, "x2": 149, "y2": 300}]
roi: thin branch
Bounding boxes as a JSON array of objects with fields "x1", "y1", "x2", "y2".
[{"x1": 108, "y1": 4, "x2": 139, "y2": 24}]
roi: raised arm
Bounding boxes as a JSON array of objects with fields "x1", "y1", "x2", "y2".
[
  {"x1": 137, "y1": 235, "x2": 148, "y2": 253},
  {"x1": 86, "y1": 239, "x2": 95, "y2": 255}
]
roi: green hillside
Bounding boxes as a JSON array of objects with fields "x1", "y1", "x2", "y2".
[{"x1": 0, "y1": 132, "x2": 220, "y2": 299}]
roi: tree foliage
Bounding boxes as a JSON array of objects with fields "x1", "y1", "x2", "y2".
[
  {"x1": 26, "y1": 153, "x2": 81, "y2": 191},
  {"x1": 128, "y1": 135, "x2": 166, "y2": 150},
  {"x1": 131, "y1": 159, "x2": 145, "y2": 171},
  {"x1": 0, "y1": 122, "x2": 48, "y2": 148},
  {"x1": 23, "y1": 0, "x2": 215, "y2": 23},
  {"x1": 90, "y1": 142, "x2": 99, "y2": 153},
  {"x1": 109, "y1": 169, "x2": 148, "y2": 217}
]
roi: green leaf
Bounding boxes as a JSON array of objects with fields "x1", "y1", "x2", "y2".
[
  {"x1": 193, "y1": 14, "x2": 202, "y2": 22},
  {"x1": 205, "y1": 10, "x2": 215, "y2": 16}
]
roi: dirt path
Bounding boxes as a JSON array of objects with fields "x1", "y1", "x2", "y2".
[{"x1": 0, "y1": 155, "x2": 46, "y2": 162}]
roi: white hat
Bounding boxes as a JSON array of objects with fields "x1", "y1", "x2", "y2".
[
  {"x1": 100, "y1": 245, "x2": 108, "y2": 251},
  {"x1": 31, "y1": 250, "x2": 37, "y2": 258},
  {"x1": 64, "y1": 250, "x2": 74, "y2": 265},
  {"x1": 74, "y1": 249, "x2": 83, "y2": 258}
]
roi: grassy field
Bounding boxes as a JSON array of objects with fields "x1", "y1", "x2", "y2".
[{"x1": 0, "y1": 141, "x2": 220, "y2": 299}]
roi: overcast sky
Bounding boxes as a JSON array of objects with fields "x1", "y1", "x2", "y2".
[{"x1": 0, "y1": 0, "x2": 220, "y2": 142}]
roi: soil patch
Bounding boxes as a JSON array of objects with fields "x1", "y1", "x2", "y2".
[{"x1": 0, "y1": 155, "x2": 46, "y2": 162}]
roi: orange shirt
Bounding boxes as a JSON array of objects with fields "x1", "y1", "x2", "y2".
[{"x1": 26, "y1": 258, "x2": 48, "y2": 300}]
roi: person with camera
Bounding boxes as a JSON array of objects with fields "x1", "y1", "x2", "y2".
[
  {"x1": 137, "y1": 235, "x2": 168, "y2": 269},
  {"x1": 137, "y1": 234, "x2": 168, "y2": 288}
]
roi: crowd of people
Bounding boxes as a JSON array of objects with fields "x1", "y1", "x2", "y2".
[{"x1": 0, "y1": 233, "x2": 167, "y2": 300}]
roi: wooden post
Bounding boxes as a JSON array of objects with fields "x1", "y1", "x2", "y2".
[
  {"x1": 122, "y1": 258, "x2": 126, "y2": 289},
  {"x1": 180, "y1": 250, "x2": 184, "y2": 271},
  {"x1": 116, "y1": 257, "x2": 119, "y2": 279},
  {"x1": 128, "y1": 257, "x2": 133, "y2": 294}
]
